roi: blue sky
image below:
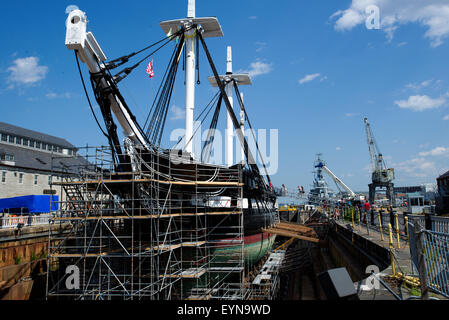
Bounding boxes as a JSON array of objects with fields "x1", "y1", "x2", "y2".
[{"x1": 1, "y1": 0, "x2": 449, "y2": 192}]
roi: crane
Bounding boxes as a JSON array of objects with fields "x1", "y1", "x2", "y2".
[
  {"x1": 364, "y1": 118, "x2": 395, "y2": 205},
  {"x1": 315, "y1": 157, "x2": 356, "y2": 199}
]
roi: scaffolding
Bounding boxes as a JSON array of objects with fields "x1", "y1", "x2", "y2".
[{"x1": 46, "y1": 145, "x2": 244, "y2": 300}]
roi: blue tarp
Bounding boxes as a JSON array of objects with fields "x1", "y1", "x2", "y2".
[{"x1": 0, "y1": 195, "x2": 59, "y2": 214}]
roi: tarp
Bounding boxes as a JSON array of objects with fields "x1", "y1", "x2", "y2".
[{"x1": 0, "y1": 195, "x2": 59, "y2": 214}]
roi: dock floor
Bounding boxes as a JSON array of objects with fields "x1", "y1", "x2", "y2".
[{"x1": 334, "y1": 219, "x2": 419, "y2": 300}]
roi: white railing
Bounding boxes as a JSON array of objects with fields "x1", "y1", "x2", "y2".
[{"x1": 0, "y1": 215, "x2": 51, "y2": 229}]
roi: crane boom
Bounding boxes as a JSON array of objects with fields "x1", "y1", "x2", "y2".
[
  {"x1": 364, "y1": 117, "x2": 387, "y2": 173},
  {"x1": 321, "y1": 165, "x2": 356, "y2": 198},
  {"x1": 363, "y1": 118, "x2": 395, "y2": 206}
]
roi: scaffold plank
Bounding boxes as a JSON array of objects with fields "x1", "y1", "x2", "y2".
[
  {"x1": 53, "y1": 179, "x2": 242, "y2": 186},
  {"x1": 161, "y1": 268, "x2": 206, "y2": 279},
  {"x1": 52, "y1": 211, "x2": 242, "y2": 221},
  {"x1": 145, "y1": 241, "x2": 206, "y2": 251},
  {"x1": 50, "y1": 253, "x2": 107, "y2": 258}
]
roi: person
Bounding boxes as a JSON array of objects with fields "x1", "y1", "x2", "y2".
[{"x1": 364, "y1": 201, "x2": 371, "y2": 213}]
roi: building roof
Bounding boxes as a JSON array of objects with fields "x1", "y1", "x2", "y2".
[
  {"x1": 0, "y1": 122, "x2": 74, "y2": 149},
  {"x1": 438, "y1": 170, "x2": 449, "y2": 180},
  {"x1": 0, "y1": 142, "x2": 89, "y2": 174}
]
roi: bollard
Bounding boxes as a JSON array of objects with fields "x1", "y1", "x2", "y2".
[
  {"x1": 395, "y1": 214, "x2": 401, "y2": 249},
  {"x1": 404, "y1": 216, "x2": 409, "y2": 242},
  {"x1": 378, "y1": 212, "x2": 384, "y2": 241},
  {"x1": 366, "y1": 211, "x2": 370, "y2": 236},
  {"x1": 388, "y1": 224, "x2": 396, "y2": 275},
  {"x1": 358, "y1": 208, "x2": 362, "y2": 231},
  {"x1": 351, "y1": 208, "x2": 355, "y2": 229}
]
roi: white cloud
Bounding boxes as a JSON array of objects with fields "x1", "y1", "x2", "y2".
[
  {"x1": 336, "y1": 147, "x2": 342, "y2": 151},
  {"x1": 7, "y1": 56, "x2": 48, "y2": 86},
  {"x1": 239, "y1": 60, "x2": 273, "y2": 78},
  {"x1": 171, "y1": 105, "x2": 185, "y2": 121},
  {"x1": 255, "y1": 41, "x2": 267, "y2": 53},
  {"x1": 395, "y1": 94, "x2": 446, "y2": 111},
  {"x1": 394, "y1": 157, "x2": 437, "y2": 178},
  {"x1": 331, "y1": 0, "x2": 449, "y2": 47},
  {"x1": 443, "y1": 114, "x2": 449, "y2": 120},
  {"x1": 345, "y1": 112, "x2": 360, "y2": 117},
  {"x1": 46, "y1": 92, "x2": 72, "y2": 99},
  {"x1": 249, "y1": 16, "x2": 257, "y2": 20},
  {"x1": 299, "y1": 73, "x2": 321, "y2": 85},
  {"x1": 418, "y1": 146, "x2": 449, "y2": 157},
  {"x1": 405, "y1": 79, "x2": 434, "y2": 90}
]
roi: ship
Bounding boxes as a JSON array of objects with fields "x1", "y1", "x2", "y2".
[
  {"x1": 64, "y1": 0, "x2": 278, "y2": 271},
  {"x1": 308, "y1": 154, "x2": 334, "y2": 206}
]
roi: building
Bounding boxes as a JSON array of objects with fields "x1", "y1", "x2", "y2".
[
  {"x1": 437, "y1": 171, "x2": 449, "y2": 214},
  {"x1": 0, "y1": 122, "x2": 87, "y2": 209}
]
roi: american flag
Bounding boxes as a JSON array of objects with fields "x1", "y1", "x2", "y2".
[{"x1": 146, "y1": 60, "x2": 154, "y2": 79}]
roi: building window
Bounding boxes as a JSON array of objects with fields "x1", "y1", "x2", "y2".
[
  {"x1": 42, "y1": 143, "x2": 47, "y2": 150},
  {"x1": 8, "y1": 135, "x2": 14, "y2": 143},
  {"x1": 23, "y1": 138, "x2": 29, "y2": 146},
  {"x1": 34, "y1": 175, "x2": 38, "y2": 185},
  {"x1": 36, "y1": 141, "x2": 41, "y2": 149},
  {"x1": 16, "y1": 137, "x2": 22, "y2": 145},
  {"x1": 19, "y1": 173, "x2": 23, "y2": 184},
  {"x1": 1, "y1": 134, "x2": 7, "y2": 142},
  {"x1": 29, "y1": 140, "x2": 35, "y2": 148},
  {"x1": 5, "y1": 154, "x2": 14, "y2": 161},
  {"x1": 1, "y1": 172, "x2": 5, "y2": 183}
]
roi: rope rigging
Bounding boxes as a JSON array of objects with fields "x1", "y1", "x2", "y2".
[
  {"x1": 171, "y1": 91, "x2": 221, "y2": 151},
  {"x1": 105, "y1": 27, "x2": 187, "y2": 72},
  {"x1": 232, "y1": 80, "x2": 273, "y2": 187},
  {"x1": 144, "y1": 34, "x2": 185, "y2": 147},
  {"x1": 197, "y1": 28, "x2": 272, "y2": 192},
  {"x1": 201, "y1": 94, "x2": 223, "y2": 163}
]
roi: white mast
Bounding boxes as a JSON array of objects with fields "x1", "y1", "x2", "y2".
[
  {"x1": 239, "y1": 92, "x2": 245, "y2": 164},
  {"x1": 208, "y1": 49, "x2": 252, "y2": 167},
  {"x1": 225, "y1": 46, "x2": 234, "y2": 167},
  {"x1": 184, "y1": 0, "x2": 196, "y2": 156},
  {"x1": 160, "y1": 0, "x2": 224, "y2": 160}
]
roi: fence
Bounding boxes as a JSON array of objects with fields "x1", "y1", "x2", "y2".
[
  {"x1": 0, "y1": 215, "x2": 51, "y2": 229},
  {"x1": 418, "y1": 228, "x2": 449, "y2": 299}
]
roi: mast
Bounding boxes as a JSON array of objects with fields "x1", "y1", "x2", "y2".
[
  {"x1": 239, "y1": 92, "x2": 245, "y2": 164},
  {"x1": 226, "y1": 46, "x2": 234, "y2": 167},
  {"x1": 160, "y1": 0, "x2": 223, "y2": 159},
  {"x1": 185, "y1": 0, "x2": 196, "y2": 156},
  {"x1": 208, "y1": 47, "x2": 252, "y2": 167}
]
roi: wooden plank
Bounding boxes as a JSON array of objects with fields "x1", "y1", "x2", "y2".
[
  {"x1": 52, "y1": 211, "x2": 241, "y2": 221},
  {"x1": 277, "y1": 222, "x2": 314, "y2": 233},
  {"x1": 276, "y1": 222, "x2": 318, "y2": 238},
  {"x1": 53, "y1": 179, "x2": 242, "y2": 187},
  {"x1": 50, "y1": 253, "x2": 107, "y2": 258},
  {"x1": 262, "y1": 228, "x2": 320, "y2": 244}
]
